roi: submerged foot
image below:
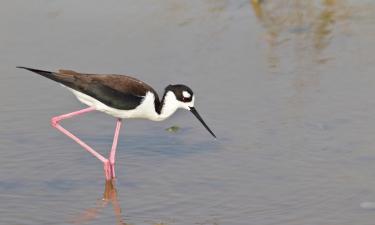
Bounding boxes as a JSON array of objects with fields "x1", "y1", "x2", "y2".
[{"x1": 103, "y1": 160, "x2": 115, "y2": 181}]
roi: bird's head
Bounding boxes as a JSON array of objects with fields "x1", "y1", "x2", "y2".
[{"x1": 163, "y1": 84, "x2": 216, "y2": 138}]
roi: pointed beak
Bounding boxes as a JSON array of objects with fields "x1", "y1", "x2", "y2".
[{"x1": 189, "y1": 107, "x2": 216, "y2": 138}]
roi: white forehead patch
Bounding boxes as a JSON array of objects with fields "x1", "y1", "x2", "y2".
[{"x1": 182, "y1": 91, "x2": 191, "y2": 98}]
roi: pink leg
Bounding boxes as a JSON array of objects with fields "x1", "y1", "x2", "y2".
[
  {"x1": 108, "y1": 119, "x2": 122, "y2": 178},
  {"x1": 51, "y1": 107, "x2": 113, "y2": 180}
]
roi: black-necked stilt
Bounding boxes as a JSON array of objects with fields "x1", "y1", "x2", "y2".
[{"x1": 17, "y1": 67, "x2": 216, "y2": 180}]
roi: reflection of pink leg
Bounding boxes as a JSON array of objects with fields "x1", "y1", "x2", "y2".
[
  {"x1": 51, "y1": 107, "x2": 113, "y2": 180},
  {"x1": 109, "y1": 119, "x2": 122, "y2": 178}
]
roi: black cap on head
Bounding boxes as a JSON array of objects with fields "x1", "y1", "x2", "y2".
[{"x1": 165, "y1": 84, "x2": 194, "y2": 102}]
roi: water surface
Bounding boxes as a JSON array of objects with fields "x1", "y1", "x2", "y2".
[{"x1": 2, "y1": 0, "x2": 375, "y2": 224}]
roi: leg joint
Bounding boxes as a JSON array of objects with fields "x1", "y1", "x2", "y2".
[{"x1": 51, "y1": 117, "x2": 60, "y2": 127}]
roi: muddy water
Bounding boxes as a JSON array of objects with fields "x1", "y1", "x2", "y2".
[{"x1": 1, "y1": 0, "x2": 375, "y2": 224}]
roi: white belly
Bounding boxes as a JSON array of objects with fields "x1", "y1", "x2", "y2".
[{"x1": 66, "y1": 87, "x2": 162, "y2": 121}]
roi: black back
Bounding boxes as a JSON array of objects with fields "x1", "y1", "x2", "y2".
[{"x1": 18, "y1": 67, "x2": 159, "y2": 111}]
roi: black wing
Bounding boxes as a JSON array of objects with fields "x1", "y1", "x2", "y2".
[
  {"x1": 17, "y1": 67, "x2": 151, "y2": 110},
  {"x1": 76, "y1": 81, "x2": 144, "y2": 110}
]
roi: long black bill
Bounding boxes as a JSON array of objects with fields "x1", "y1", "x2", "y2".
[{"x1": 189, "y1": 107, "x2": 216, "y2": 138}]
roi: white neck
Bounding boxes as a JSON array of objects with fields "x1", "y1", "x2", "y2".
[
  {"x1": 156, "y1": 92, "x2": 180, "y2": 121},
  {"x1": 153, "y1": 91, "x2": 195, "y2": 121}
]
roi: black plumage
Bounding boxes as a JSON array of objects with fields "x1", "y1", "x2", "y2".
[{"x1": 17, "y1": 67, "x2": 159, "y2": 111}]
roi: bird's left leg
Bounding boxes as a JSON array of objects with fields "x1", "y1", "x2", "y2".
[
  {"x1": 51, "y1": 107, "x2": 115, "y2": 180},
  {"x1": 107, "y1": 119, "x2": 122, "y2": 178}
]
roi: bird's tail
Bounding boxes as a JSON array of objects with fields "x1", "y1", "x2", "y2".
[
  {"x1": 16, "y1": 66, "x2": 77, "y2": 87},
  {"x1": 17, "y1": 66, "x2": 56, "y2": 80}
]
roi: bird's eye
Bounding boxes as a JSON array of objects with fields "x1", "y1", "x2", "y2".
[{"x1": 181, "y1": 96, "x2": 191, "y2": 102}]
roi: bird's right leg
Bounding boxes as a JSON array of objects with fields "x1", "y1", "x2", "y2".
[
  {"x1": 108, "y1": 118, "x2": 122, "y2": 179},
  {"x1": 51, "y1": 107, "x2": 109, "y2": 171}
]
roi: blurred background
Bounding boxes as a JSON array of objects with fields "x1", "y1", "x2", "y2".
[{"x1": 1, "y1": 0, "x2": 375, "y2": 224}]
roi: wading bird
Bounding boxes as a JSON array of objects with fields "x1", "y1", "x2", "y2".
[{"x1": 18, "y1": 67, "x2": 216, "y2": 180}]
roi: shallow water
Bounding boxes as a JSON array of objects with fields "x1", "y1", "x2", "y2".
[{"x1": 2, "y1": 0, "x2": 375, "y2": 224}]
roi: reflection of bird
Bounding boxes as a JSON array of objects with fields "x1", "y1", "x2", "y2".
[
  {"x1": 18, "y1": 67, "x2": 216, "y2": 180},
  {"x1": 72, "y1": 180, "x2": 126, "y2": 225}
]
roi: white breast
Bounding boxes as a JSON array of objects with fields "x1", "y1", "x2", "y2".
[{"x1": 65, "y1": 86, "x2": 161, "y2": 120}]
